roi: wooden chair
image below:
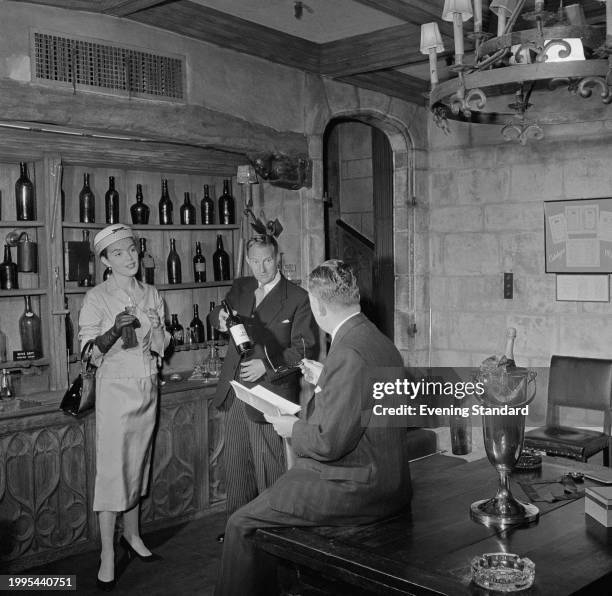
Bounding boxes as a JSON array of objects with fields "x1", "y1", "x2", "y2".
[{"x1": 524, "y1": 355, "x2": 612, "y2": 467}]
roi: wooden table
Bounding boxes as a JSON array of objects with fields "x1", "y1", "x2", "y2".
[{"x1": 254, "y1": 455, "x2": 612, "y2": 595}]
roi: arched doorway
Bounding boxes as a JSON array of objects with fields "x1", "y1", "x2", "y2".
[{"x1": 323, "y1": 119, "x2": 395, "y2": 339}]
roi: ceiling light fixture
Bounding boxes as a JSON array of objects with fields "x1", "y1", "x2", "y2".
[{"x1": 422, "y1": 0, "x2": 612, "y2": 144}]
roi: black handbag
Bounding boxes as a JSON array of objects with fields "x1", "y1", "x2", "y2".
[{"x1": 60, "y1": 341, "x2": 96, "y2": 417}]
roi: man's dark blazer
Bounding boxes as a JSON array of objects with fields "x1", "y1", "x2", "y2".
[
  {"x1": 209, "y1": 275, "x2": 318, "y2": 422},
  {"x1": 268, "y1": 313, "x2": 412, "y2": 523}
]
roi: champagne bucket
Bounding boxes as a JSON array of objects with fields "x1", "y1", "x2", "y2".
[
  {"x1": 17, "y1": 233, "x2": 38, "y2": 273},
  {"x1": 471, "y1": 367, "x2": 539, "y2": 529}
]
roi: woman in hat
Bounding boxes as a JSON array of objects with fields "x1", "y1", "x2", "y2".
[{"x1": 79, "y1": 224, "x2": 170, "y2": 590}]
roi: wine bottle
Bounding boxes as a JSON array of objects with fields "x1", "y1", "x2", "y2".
[
  {"x1": 105, "y1": 176, "x2": 120, "y2": 224},
  {"x1": 170, "y1": 313, "x2": 184, "y2": 345},
  {"x1": 193, "y1": 241, "x2": 206, "y2": 283},
  {"x1": 15, "y1": 162, "x2": 35, "y2": 221},
  {"x1": 64, "y1": 297, "x2": 74, "y2": 355},
  {"x1": 0, "y1": 245, "x2": 18, "y2": 290},
  {"x1": 213, "y1": 234, "x2": 230, "y2": 281},
  {"x1": 159, "y1": 178, "x2": 173, "y2": 225},
  {"x1": 218, "y1": 179, "x2": 235, "y2": 225},
  {"x1": 130, "y1": 184, "x2": 150, "y2": 224},
  {"x1": 138, "y1": 237, "x2": 155, "y2": 284},
  {"x1": 0, "y1": 320, "x2": 7, "y2": 362},
  {"x1": 79, "y1": 173, "x2": 95, "y2": 223},
  {"x1": 222, "y1": 299, "x2": 252, "y2": 355},
  {"x1": 206, "y1": 301, "x2": 217, "y2": 342},
  {"x1": 201, "y1": 184, "x2": 214, "y2": 225},
  {"x1": 20, "y1": 295, "x2": 42, "y2": 356},
  {"x1": 503, "y1": 327, "x2": 517, "y2": 368},
  {"x1": 167, "y1": 237, "x2": 182, "y2": 284},
  {"x1": 190, "y1": 304, "x2": 205, "y2": 344},
  {"x1": 180, "y1": 192, "x2": 196, "y2": 225}
]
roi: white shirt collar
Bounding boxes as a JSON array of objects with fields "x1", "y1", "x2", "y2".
[
  {"x1": 258, "y1": 270, "x2": 282, "y2": 297},
  {"x1": 331, "y1": 311, "x2": 360, "y2": 342}
]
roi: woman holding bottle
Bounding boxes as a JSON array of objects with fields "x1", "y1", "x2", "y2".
[{"x1": 78, "y1": 224, "x2": 170, "y2": 591}]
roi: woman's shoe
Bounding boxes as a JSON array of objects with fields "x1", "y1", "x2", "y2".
[
  {"x1": 96, "y1": 558, "x2": 116, "y2": 592},
  {"x1": 120, "y1": 535, "x2": 162, "y2": 563}
]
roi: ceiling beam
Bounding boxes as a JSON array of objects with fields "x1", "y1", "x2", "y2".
[
  {"x1": 127, "y1": 1, "x2": 321, "y2": 73},
  {"x1": 337, "y1": 70, "x2": 428, "y2": 105},
  {"x1": 102, "y1": 0, "x2": 176, "y2": 17}
]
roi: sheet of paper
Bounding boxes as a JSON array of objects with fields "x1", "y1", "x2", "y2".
[{"x1": 230, "y1": 381, "x2": 301, "y2": 416}]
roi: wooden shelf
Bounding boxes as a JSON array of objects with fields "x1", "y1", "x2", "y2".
[
  {"x1": 62, "y1": 222, "x2": 239, "y2": 231},
  {"x1": 0, "y1": 357, "x2": 50, "y2": 369},
  {"x1": 0, "y1": 221, "x2": 45, "y2": 228},
  {"x1": 0, "y1": 288, "x2": 47, "y2": 297},
  {"x1": 64, "y1": 280, "x2": 233, "y2": 294}
]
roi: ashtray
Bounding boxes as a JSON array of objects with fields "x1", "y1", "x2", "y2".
[{"x1": 471, "y1": 553, "x2": 535, "y2": 592}]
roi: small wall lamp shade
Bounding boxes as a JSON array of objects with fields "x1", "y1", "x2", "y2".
[
  {"x1": 442, "y1": 0, "x2": 473, "y2": 21},
  {"x1": 420, "y1": 22, "x2": 444, "y2": 54},
  {"x1": 490, "y1": 0, "x2": 519, "y2": 17},
  {"x1": 237, "y1": 164, "x2": 258, "y2": 184}
]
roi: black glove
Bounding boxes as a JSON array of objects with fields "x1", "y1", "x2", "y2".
[{"x1": 94, "y1": 312, "x2": 137, "y2": 354}]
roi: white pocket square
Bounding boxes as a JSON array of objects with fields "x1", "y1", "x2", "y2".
[
  {"x1": 314, "y1": 386, "x2": 322, "y2": 393},
  {"x1": 281, "y1": 319, "x2": 291, "y2": 323}
]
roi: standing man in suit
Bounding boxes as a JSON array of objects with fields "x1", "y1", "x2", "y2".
[
  {"x1": 215, "y1": 259, "x2": 412, "y2": 596},
  {"x1": 208, "y1": 235, "x2": 318, "y2": 540}
]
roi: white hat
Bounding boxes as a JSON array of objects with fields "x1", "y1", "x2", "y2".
[{"x1": 93, "y1": 224, "x2": 135, "y2": 256}]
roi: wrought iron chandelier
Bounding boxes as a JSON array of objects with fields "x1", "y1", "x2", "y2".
[{"x1": 421, "y1": 1, "x2": 612, "y2": 144}]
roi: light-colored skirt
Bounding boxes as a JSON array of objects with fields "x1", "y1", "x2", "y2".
[{"x1": 93, "y1": 375, "x2": 157, "y2": 512}]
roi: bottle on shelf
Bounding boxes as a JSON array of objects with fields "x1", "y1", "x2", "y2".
[
  {"x1": 159, "y1": 178, "x2": 173, "y2": 225},
  {"x1": 190, "y1": 304, "x2": 206, "y2": 344},
  {"x1": 167, "y1": 238, "x2": 182, "y2": 284},
  {"x1": 19, "y1": 295, "x2": 42, "y2": 357},
  {"x1": 0, "y1": 319, "x2": 7, "y2": 362},
  {"x1": 201, "y1": 184, "x2": 214, "y2": 225},
  {"x1": 105, "y1": 176, "x2": 120, "y2": 224},
  {"x1": 130, "y1": 183, "x2": 150, "y2": 225},
  {"x1": 0, "y1": 245, "x2": 18, "y2": 290},
  {"x1": 170, "y1": 313, "x2": 184, "y2": 345},
  {"x1": 15, "y1": 162, "x2": 35, "y2": 221},
  {"x1": 138, "y1": 237, "x2": 155, "y2": 284},
  {"x1": 79, "y1": 230, "x2": 95, "y2": 287},
  {"x1": 218, "y1": 179, "x2": 235, "y2": 225},
  {"x1": 64, "y1": 297, "x2": 74, "y2": 356},
  {"x1": 222, "y1": 299, "x2": 252, "y2": 355},
  {"x1": 213, "y1": 234, "x2": 231, "y2": 281},
  {"x1": 180, "y1": 192, "x2": 196, "y2": 225},
  {"x1": 206, "y1": 301, "x2": 216, "y2": 342},
  {"x1": 502, "y1": 327, "x2": 517, "y2": 369},
  {"x1": 79, "y1": 173, "x2": 95, "y2": 223},
  {"x1": 193, "y1": 241, "x2": 206, "y2": 283}
]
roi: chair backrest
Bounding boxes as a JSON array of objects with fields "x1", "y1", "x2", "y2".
[{"x1": 547, "y1": 355, "x2": 612, "y2": 431}]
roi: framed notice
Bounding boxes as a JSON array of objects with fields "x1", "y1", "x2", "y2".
[
  {"x1": 544, "y1": 198, "x2": 612, "y2": 273},
  {"x1": 556, "y1": 274, "x2": 610, "y2": 302}
]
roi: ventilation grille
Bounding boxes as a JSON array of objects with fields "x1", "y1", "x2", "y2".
[{"x1": 32, "y1": 31, "x2": 184, "y2": 101}]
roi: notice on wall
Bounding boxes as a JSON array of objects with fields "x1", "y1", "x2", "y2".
[
  {"x1": 556, "y1": 274, "x2": 610, "y2": 302},
  {"x1": 544, "y1": 198, "x2": 612, "y2": 273}
]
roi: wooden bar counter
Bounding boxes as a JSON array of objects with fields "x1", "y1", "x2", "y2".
[{"x1": 0, "y1": 377, "x2": 225, "y2": 573}]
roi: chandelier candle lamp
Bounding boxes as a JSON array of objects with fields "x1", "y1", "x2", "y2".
[{"x1": 422, "y1": 0, "x2": 612, "y2": 144}]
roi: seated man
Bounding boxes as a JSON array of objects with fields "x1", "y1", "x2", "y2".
[{"x1": 215, "y1": 260, "x2": 412, "y2": 596}]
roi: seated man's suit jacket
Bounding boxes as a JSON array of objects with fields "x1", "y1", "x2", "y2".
[
  {"x1": 269, "y1": 313, "x2": 412, "y2": 524},
  {"x1": 209, "y1": 275, "x2": 318, "y2": 422}
]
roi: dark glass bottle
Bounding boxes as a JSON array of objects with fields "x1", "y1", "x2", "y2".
[
  {"x1": 138, "y1": 237, "x2": 155, "y2": 284},
  {"x1": 15, "y1": 162, "x2": 35, "y2": 221},
  {"x1": 79, "y1": 230, "x2": 95, "y2": 287},
  {"x1": 213, "y1": 234, "x2": 230, "y2": 281},
  {"x1": 180, "y1": 192, "x2": 196, "y2": 225},
  {"x1": 159, "y1": 179, "x2": 173, "y2": 225},
  {"x1": 190, "y1": 304, "x2": 205, "y2": 344},
  {"x1": 105, "y1": 176, "x2": 120, "y2": 224},
  {"x1": 201, "y1": 184, "x2": 214, "y2": 225},
  {"x1": 64, "y1": 297, "x2": 74, "y2": 356},
  {"x1": 170, "y1": 313, "x2": 184, "y2": 345},
  {"x1": 193, "y1": 241, "x2": 206, "y2": 283},
  {"x1": 206, "y1": 301, "x2": 219, "y2": 342},
  {"x1": 167, "y1": 238, "x2": 182, "y2": 284},
  {"x1": 130, "y1": 184, "x2": 150, "y2": 225},
  {"x1": 0, "y1": 245, "x2": 18, "y2": 290},
  {"x1": 79, "y1": 173, "x2": 95, "y2": 223},
  {"x1": 20, "y1": 295, "x2": 43, "y2": 356},
  {"x1": 222, "y1": 299, "x2": 252, "y2": 355},
  {"x1": 218, "y1": 180, "x2": 235, "y2": 225}
]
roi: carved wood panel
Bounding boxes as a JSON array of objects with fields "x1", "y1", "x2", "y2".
[
  {"x1": 208, "y1": 401, "x2": 225, "y2": 503},
  {"x1": 0, "y1": 423, "x2": 89, "y2": 565}
]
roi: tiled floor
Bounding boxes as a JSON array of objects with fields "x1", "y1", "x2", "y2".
[{"x1": 23, "y1": 509, "x2": 227, "y2": 595}]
